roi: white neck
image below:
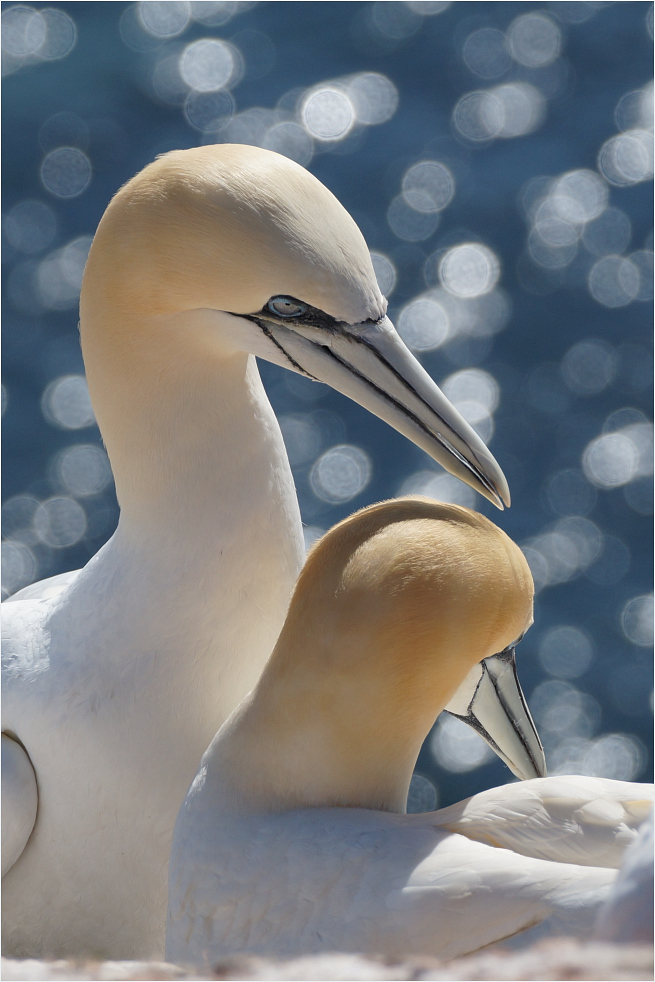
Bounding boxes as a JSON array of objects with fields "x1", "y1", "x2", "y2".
[
  {"x1": 73, "y1": 307, "x2": 304, "y2": 707},
  {"x1": 194, "y1": 646, "x2": 452, "y2": 820}
]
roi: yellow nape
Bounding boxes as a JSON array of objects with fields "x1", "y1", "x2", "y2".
[{"x1": 217, "y1": 496, "x2": 534, "y2": 816}]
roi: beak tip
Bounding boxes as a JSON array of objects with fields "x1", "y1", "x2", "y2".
[{"x1": 486, "y1": 485, "x2": 509, "y2": 511}]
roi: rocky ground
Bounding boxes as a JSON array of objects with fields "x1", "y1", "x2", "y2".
[{"x1": 2, "y1": 940, "x2": 653, "y2": 981}]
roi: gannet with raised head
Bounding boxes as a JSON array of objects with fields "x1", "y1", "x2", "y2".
[
  {"x1": 2, "y1": 146, "x2": 509, "y2": 959},
  {"x1": 167, "y1": 498, "x2": 653, "y2": 963}
]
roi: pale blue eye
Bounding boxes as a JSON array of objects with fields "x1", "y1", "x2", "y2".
[{"x1": 267, "y1": 297, "x2": 307, "y2": 318}]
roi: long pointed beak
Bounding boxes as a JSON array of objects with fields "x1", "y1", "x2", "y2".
[
  {"x1": 443, "y1": 646, "x2": 546, "y2": 780},
  {"x1": 265, "y1": 315, "x2": 510, "y2": 509}
]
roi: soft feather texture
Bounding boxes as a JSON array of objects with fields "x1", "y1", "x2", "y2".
[
  {"x1": 1, "y1": 144, "x2": 508, "y2": 960},
  {"x1": 433, "y1": 777, "x2": 653, "y2": 869},
  {"x1": 595, "y1": 807, "x2": 654, "y2": 943},
  {"x1": 168, "y1": 805, "x2": 616, "y2": 963},
  {"x1": 194, "y1": 498, "x2": 535, "y2": 817},
  {"x1": 1, "y1": 145, "x2": 387, "y2": 960},
  {"x1": 168, "y1": 499, "x2": 651, "y2": 963}
]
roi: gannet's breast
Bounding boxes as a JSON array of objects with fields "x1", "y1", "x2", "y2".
[{"x1": 167, "y1": 803, "x2": 615, "y2": 964}]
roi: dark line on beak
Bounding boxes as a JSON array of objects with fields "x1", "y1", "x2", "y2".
[
  {"x1": 321, "y1": 340, "x2": 503, "y2": 507},
  {"x1": 249, "y1": 314, "x2": 501, "y2": 506},
  {"x1": 256, "y1": 321, "x2": 318, "y2": 380},
  {"x1": 491, "y1": 652, "x2": 545, "y2": 776},
  {"x1": 350, "y1": 334, "x2": 503, "y2": 505}
]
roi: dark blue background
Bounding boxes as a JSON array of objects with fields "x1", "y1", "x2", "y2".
[{"x1": 3, "y1": 1, "x2": 653, "y2": 805}]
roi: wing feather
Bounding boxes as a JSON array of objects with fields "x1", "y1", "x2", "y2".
[
  {"x1": 2, "y1": 734, "x2": 38, "y2": 876},
  {"x1": 428, "y1": 776, "x2": 653, "y2": 869},
  {"x1": 3, "y1": 570, "x2": 80, "y2": 604}
]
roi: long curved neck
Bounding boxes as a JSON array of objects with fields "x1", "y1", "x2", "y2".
[
  {"x1": 81, "y1": 302, "x2": 304, "y2": 560},
  {"x1": 199, "y1": 634, "x2": 463, "y2": 819},
  {"x1": 82, "y1": 309, "x2": 270, "y2": 533},
  {"x1": 77, "y1": 303, "x2": 304, "y2": 686}
]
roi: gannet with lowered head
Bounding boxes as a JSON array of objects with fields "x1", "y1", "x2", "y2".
[
  {"x1": 167, "y1": 498, "x2": 653, "y2": 963},
  {"x1": 2, "y1": 145, "x2": 509, "y2": 959}
]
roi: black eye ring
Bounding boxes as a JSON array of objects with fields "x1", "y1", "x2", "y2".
[{"x1": 267, "y1": 296, "x2": 307, "y2": 318}]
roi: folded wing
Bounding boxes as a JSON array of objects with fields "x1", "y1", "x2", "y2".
[
  {"x1": 430, "y1": 775, "x2": 653, "y2": 870},
  {"x1": 2, "y1": 734, "x2": 38, "y2": 877}
]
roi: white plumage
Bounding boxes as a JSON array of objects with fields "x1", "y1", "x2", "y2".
[
  {"x1": 2, "y1": 146, "x2": 508, "y2": 959},
  {"x1": 168, "y1": 785, "x2": 638, "y2": 962},
  {"x1": 594, "y1": 806, "x2": 654, "y2": 944},
  {"x1": 167, "y1": 498, "x2": 654, "y2": 962}
]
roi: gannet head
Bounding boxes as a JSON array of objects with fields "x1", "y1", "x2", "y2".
[
  {"x1": 213, "y1": 497, "x2": 543, "y2": 815},
  {"x1": 322, "y1": 497, "x2": 544, "y2": 783},
  {"x1": 84, "y1": 145, "x2": 508, "y2": 508}
]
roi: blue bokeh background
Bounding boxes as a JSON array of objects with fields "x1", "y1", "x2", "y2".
[{"x1": 2, "y1": 1, "x2": 653, "y2": 807}]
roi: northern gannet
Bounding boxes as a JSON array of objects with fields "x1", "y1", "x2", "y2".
[
  {"x1": 167, "y1": 498, "x2": 653, "y2": 963},
  {"x1": 2, "y1": 146, "x2": 509, "y2": 959}
]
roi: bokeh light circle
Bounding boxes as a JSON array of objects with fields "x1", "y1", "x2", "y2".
[
  {"x1": 279, "y1": 414, "x2": 322, "y2": 468},
  {"x1": 2, "y1": 5, "x2": 39, "y2": 56},
  {"x1": 453, "y1": 90, "x2": 503, "y2": 142},
  {"x1": 184, "y1": 89, "x2": 234, "y2": 131},
  {"x1": 190, "y1": 2, "x2": 249, "y2": 27},
  {"x1": 507, "y1": 13, "x2": 561, "y2": 68},
  {"x1": 36, "y1": 8, "x2": 77, "y2": 60},
  {"x1": 263, "y1": 122, "x2": 314, "y2": 167},
  {"x1": 34, "y1": 496, "x2": 87, "y2": 548},
  {"x1": 347, "y1": 72, "x2": 398, "y2": 125},
  {"x1": 621, "y1": 595, "x2": 654, "y2": 647},
  {"x1": 310, "y1": 444, "x2": 371, "y2": 503},
  {"x1": 551, "y1": 169, "x2": 608, "y2": 224},
  {"x1": 301, "y1": 87, "x2": 355, "y2": 141},
  {"x1": 630, "y1": 250, "x2": 654, "y2": 302},
  {"x1": 545, "y1": 469, "x2": 597, "y2": 517},
  {"x1": 406, "y1": 774, "x2": 438, "y2": 813},
  {"x1": 41, "y1": 375, "x2": 95, "y2": 430},
  {"x1": 139, "y1": 1, "x2": 190, "y2": 38},
  {"x1": 439, "y1": 243, "x2": 500, "y2": 297},
  {"x1": 588, "y1": 256, "x2": 639, "y2": 307},
  {"x1": 581, "y1": 734, "x2": 646, "y2": 781},
  {"x1": 431, "y1": 714, "x2": 495, "y2": 772},
  {"x1": 40, "y1": 147, "x2": 91, "y2": 198},
  {"x1": 4, "y1": 200, "x2": 56, "y2": 254},
  {"x1": 370, "y1": 252, "x2": 397, "y2": 297},
  {"x1": 462, "y1": 27, "x2": 510, "y2": 79},
  {"x1": 538, "y1": 625, "x2": 594, "y2": 679},
  {"x1": 387, "y1": 195, "x2": 440, "y2": 241},
  {"x1": 403, "y1": 1, "x2": 451, "y2": 13},
  {"x1": 37, "y1": 235, "x2": 92, "y2": 310},
  {"x1": 494, "y1": 82, "x2": 545, "y2": 138},
  {"x1": 561, "y1": 339, "x2": 616, "y2": 395},
  {"x1": 598, "y1": 130, "x2": 654, "y2": 186},
  {"x1": 55, "y1": 445, "x2": 112, "y2": 497},
  {"x1": 441, "y1": 367, "x2": 500, "y2": 414},
  {"x1": 398, "y1": 297, "x2": 449, "y2": 351},
  {"x1": 582, "y1": 207, "x2": 632, "y2": 257},
  {"x1": 582, "y1": 432, "x2": 639, "y2": 488},
  {"x1": 402, "y1": 161, "x2": 454, "y2": 213},
  {"x1": 2, "y1": 539, "x2": 37, "y2": 596},
  {"x1": 180, "y1": 38, "x2": 235, "y2": 92}
]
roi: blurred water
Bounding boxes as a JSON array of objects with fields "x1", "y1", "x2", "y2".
[{"x1": 2, "y1": 1, "x2": 652, "y2": 803}]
